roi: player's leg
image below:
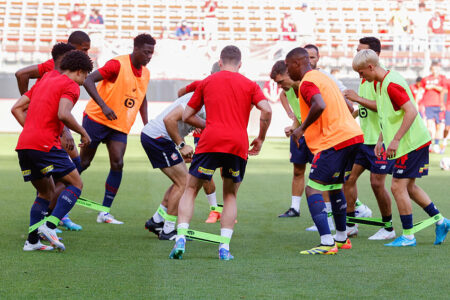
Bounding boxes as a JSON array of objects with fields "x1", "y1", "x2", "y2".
[
  {"x1": 146, "y1": 185, "x2": 171, "y2": 236},
  {"x1": 281, "y1": 136, "x2": 311, "y2": 217},
  {"x1": 436, "y1": 119, "x2": 445, "y2": 153},
  {"x1": 96, "y1": 139, "x2": 127, "y2": 224},
  {"x1": 158, "y1": 163, "x2": 188, "y2": 240},
  {"x1": 217, "y1": 154, "x2": 246, "y2": 260},
  {"x1": 204, "y1": 179, "x2": 221, "y2": 223},
  {"x1": 24, "y1": 176, "x2": 55, "y2": 251},
  {"x1": 406, "y1": 180, "x2": 449, "y2": 245},
  {"x1": 343, "y1": 163, "x2": 365, "y2": 236},
  {"x1": 219, "y1": 178, "x2": 240, "y2": 260}
]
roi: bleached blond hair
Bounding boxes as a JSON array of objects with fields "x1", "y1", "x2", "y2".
[{"x1": 352, "y1": 49, "x2": 379, "y2": 71}]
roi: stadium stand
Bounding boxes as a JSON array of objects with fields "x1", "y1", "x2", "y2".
[{"x1": 0, "y1": 0, "x2": 449, "y2": 76}]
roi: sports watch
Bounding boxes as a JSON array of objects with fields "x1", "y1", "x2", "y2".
[{"x1": 176, "y1": 142, "x2": 186, "y2": 150}]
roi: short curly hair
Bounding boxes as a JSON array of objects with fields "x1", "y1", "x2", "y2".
[
  {"x1": 51, "y1": 42, "x2": 75, "y2": 61},
  {"x1": 60, "y1": 50, "x2": 93, "y2": 73},
  {"x1": 134, "y1": 33, "x2": 156, "y2": 48}
]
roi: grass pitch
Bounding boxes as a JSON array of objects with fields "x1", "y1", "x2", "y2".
[{"x1": 0, "y1": 133, "x2": 449, "y2": 299}]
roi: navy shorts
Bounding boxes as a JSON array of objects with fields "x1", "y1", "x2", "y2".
[
  {"x1": 354, "y1": 144, "x2": 394, "y2": 174},
  {"x1": 309, "y1": 143, "x2": 361, "y2": 184},
  {"x1": 290, "y1": 136, "x2": 314, "y2": 165},
  {"x1": 446, "y1": 111, "x2": 450, "y2": 126},
  {"x1": 141, "y1": 133, "x2": 183, "y2": 169},
  {"x1": 189, "y1": 152, "x2": 247, "y2": 183},
  {"x1": 392, "y1": 145, "x2": 429, "y2": 178},
  {"x1": 83, "y1": 115, "x2": 127, "y2": 149},
  {"x1": 17, "y1": 147, "x2": 76, "y2": 182},
  {"x1": 194, "y1": 137, "x2": 200, "y2": 147},
  {"x1": 425, "y1": 107, "x2": 444, "y2": 123}
]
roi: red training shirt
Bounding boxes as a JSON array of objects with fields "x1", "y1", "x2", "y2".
[
  {"x1": 16, "y1": 70, "x2": 80, "y2": 152},
  {"x1": 421, "y1": 74, "x2": 446, "y2": 107},
  {"x1": 38, "y1": 59, "x2": 55, "y2": 77},
  {"x1": 98, "y1": 55, "x2": 143, "y2": 83},
  {"x1": 188, "y1": 70, "x2": 265, "y2": 160}
]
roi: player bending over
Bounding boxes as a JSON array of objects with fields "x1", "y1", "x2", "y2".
[
  {"x1": 141, "y1": 91, "x2": 206, "y2": 240},
  {"x1": 13, "y1": 51, "x2": 93, "y2": 251},
  {"x1": 352, "y1": 49, "x2": 449, "y2": 247},
  {"x1": 14, "y1": 31, "x2": 91, "y2": 230}
]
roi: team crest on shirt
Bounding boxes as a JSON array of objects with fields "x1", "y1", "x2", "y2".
[{"x1": 171, "y1": 153, "x2": 179, "y2": 161}]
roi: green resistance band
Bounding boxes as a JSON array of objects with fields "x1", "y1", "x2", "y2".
[
  {"x1": 210, "y1": 204, "x2": 223, "y2": 213},
  {"x1": 28, "y1": 216, "x2": 60, "y2": 233},
  {"x1": 77, "y1": 197, "x2": 110, "y2": 213},
  {"x1": 307, "y1": 180, "x2": 343, "y2": 191},
  {"x1": 157, "y1": 206, "x2": 177, "y2": 222},
  {"x1": 178, "y1": 228, "x2": 230, "y2": 245},
  {"x1": 403, "y1": 213, "x2": 443, "y2": 235},
  {"x1": 346, "y1": 216, "x2": 392, "y2": 228}
]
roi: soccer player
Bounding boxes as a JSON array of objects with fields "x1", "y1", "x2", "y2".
[
  {"x1": 421, "y1": 62, "x2": 446, "y2": 153},
  {"x1": 169, "y1": 45, "x2": 272, "y2": 260},
  {"x1": 14, "y1": 31, "x2": 91, "y2": 231},
  {"x1": 13, "y1": 50, "x2": 93, "y2": 251},
  {"x1": 342, "y1": 37, "x2": 395, "y2": 240},
  {"x1": 285, "y1": 47, "x2": 364, "y2": 255},
  {"x1": 353, "y1": 49, "x2": 449, "y2": 246},
  {"x1": 177, "y1": 62, "x2": 221, "y2": 224},
  {"x1": 141, "y1": 91, "x2": 206, "y2": 240},
  {"x1": 80, "y1": 33, "x2": 155, "y2": 224},
  {"x1": 14, "y1": 43, "x2": 82, "y2": 231}
]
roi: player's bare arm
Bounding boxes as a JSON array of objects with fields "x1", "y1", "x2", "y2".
[
  {"x1": 375, "y1": 132, "x2": 384, "y2": 159},
  {"x1": 292, "y1": 94, "x2": 326, "y2": 147},
  {"x1": 386, "y1": 100, "x2": 418, "y2": 159},
  {"x1": 15, "y1": 65, "x2": 40, "y2": 95},
  {"x1": 60, "y1": 127, "x2": 75, "y2": 151},
  {"x1": 164, "y1": 105, "x2": 194, "y2": 160},
  {"x1": 178, "y1": 86, "x2": 187, "y2": 98},
  {"x1": 58, "y1": 98, "x2": 91, "y2": 148},
  {"x1": 139, "y1": 95, "x2": 149, "y2": 125},
  {"x1": 83, "y1": 70, "x2": 117, "y2": 120},
  {"x1": 284, "y1": 117, "x2": 300, "y2": 137},
  {"x1": 249, "y1": 100, "x2": 272, "y2": 156},
  {"x1": 280, "y1": 91, "x2": 295, "y2": 120},
  {"x1": 182, "y1": 105, "x2": 206, "y2": 129},
  {"x1": 11, "y1": 94, "x2": 31, "y2": 127},
  {"x1": 343, "y1": 89, "x2": 377, "y2": 111}
]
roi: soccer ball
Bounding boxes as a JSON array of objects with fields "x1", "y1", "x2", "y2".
[{"x1": 440, "y1": 157, "x2": 450, "y2": 171}]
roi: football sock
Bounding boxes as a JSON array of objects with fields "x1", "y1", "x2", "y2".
[
  {"x1": 28, "y1": 197, "x2": 50, "y2": 244},
  {"x1": 207, "y1": 192, "x2": 217, "y2": 207},
  {"x1": 219, "y1": 228, "x2": 233, "y2": 251},
  {"x1": 382, "y1": 215, "x2": 394, "y2": 231},
  {"x1": 334, "y1": 230, "x2": 347, "y2": 242},
  {"x1": 307, "y1": 194, "x2": 330, "y2": 236},
  {"x1": 329, "y1": 191, "x2": 347, "y2": 232},
  {"x1": 291, "y1": 196, "x2": 301, "y2": 212},
  {"x1": 347, "y1": 211, "x2": 356, "y2": 227},
  {"x1": 72, "y1": 156, "x2": 82, "y2": 173},
  {"x1": 320, "y1": 234, "x2": 334, "y2": 246},
  {"x1": 176, "y1": 223, "x2": 189, "y2": 242},
  {"x1": 103, "y1": 170, "x2": 122, "y2": 208},
  {"x1": 153, "y1": 205, "x2": 166, "y2": 223},
  {"x1": 163, "y1": 220, "x2": 175, "y2": 234},
  {"x1": 400, "y1": 214, "x2": 414, "y2": 239},
  {"x1": 423, "y1": 202, "x2": 441, "y2": 225},
  {"x1": 51, "y1": 186, "x2": 81, "y2": 220}
]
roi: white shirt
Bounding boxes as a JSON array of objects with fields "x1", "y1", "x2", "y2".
[{"x1": 142, "y1": 92, "x2": 206, "y2": 141}]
